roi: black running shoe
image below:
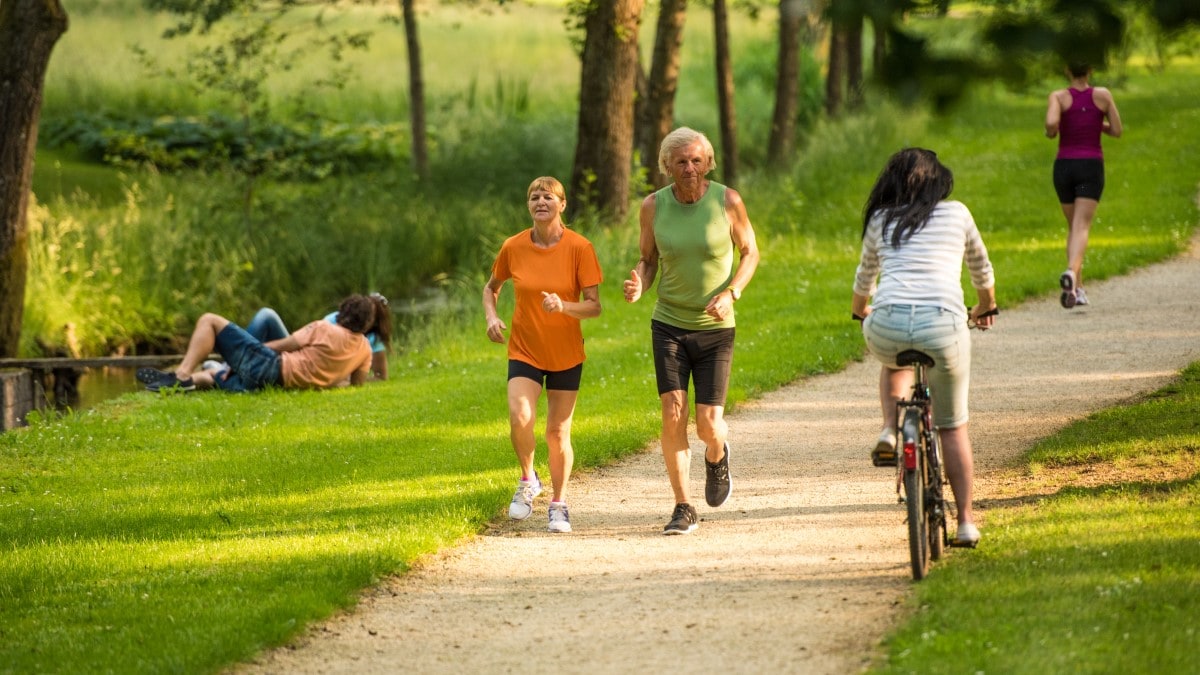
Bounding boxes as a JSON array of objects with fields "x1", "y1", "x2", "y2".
[
  {"x1": 663, "y1": 503, "x2": 698, "y2": 535},
  {"x1": 143, "y1": 371, "x2": 195, "y2": 392},
  {"x1": 136, "y1": 367, "x2": 169, "y2": 385},
  {"x1": 1059, "y1": 271, "x2": 1076, "y2": 309},
  {"x1": 705, "y1": 442, "x2": 732, "y2": 507}
]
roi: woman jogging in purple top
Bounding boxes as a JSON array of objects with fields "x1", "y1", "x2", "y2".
[{"x1": 1045, "y1": 63, "x2": 1123, "y2": 309}]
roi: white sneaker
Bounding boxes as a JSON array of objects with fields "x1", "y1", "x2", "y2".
[
  {"x1": 548, "y1": 502, "x2": 572, "y2": 533},
  {"x1": 1074, "y1": 288, "x2": 1089, "y2": 306},
  {"x1": 955, "y1": 523, "x2": 981, "y2": 546},
  {"x1": 507, "y1": 473, "x2": 543, "y2": 520},
  {"x1": 872, "y1": 428, "x2": 898, "y2": 467}
]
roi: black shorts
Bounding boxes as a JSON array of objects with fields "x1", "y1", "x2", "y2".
[
  {"x1": 508, "y1": 360, "x2": 583, "y2": 391},
  {"x1": 651, "y1": 319, "x2": 735, "y2": 406},
  {"x1": 1053, "y1": 158, "x2": 1105, "y2": 204}
]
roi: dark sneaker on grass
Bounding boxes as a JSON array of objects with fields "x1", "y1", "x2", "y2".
[
  {"x1": 663, "y1": 503, "x2": 698, "y2": 535},
  {"x1": 705, "y1": 442, "x2": 732, "y2": 507},
  {"x1": 136, "y1": 367, "x2": 169, "y2": 385},
  {"x1": 144, "y1": 372, "x2": 195, "y2": 392}
]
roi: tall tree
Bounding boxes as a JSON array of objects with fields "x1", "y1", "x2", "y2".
[
  {"x1": 713, "y1": 0, "x2": 739, "y2": 186},
  {"x1": 846, "y1": 9, "x2": 864, "y2": 109},
  {"x1": 400, "y1": 0, "x2": 428, "y2": 181},
  {"x1": 637, "y1": 0, "x2": 689, "y2": 190},
  {"x1": 824, "y1": 8, "x2": 846, "y2": 115},
  {"x1": 0, "y1": 0, "x2": 69, "y2": 357},
  {"x1": 569, "y1": 0, "x2": 646, "y2": 221},
  {"x1": 768, "y1": 0, "x2": 804, "y2": 168}
]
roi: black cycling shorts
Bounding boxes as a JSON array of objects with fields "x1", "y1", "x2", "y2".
[
  {"x1": 651, "y1": 319, "x2": 735, "y2": 406},
  {"x1": 1053, "y1": 158, "x2": 1105, "y2": 204},
  {"x1": 507, "y1": 359, "x2": 583, "y2": 391}
]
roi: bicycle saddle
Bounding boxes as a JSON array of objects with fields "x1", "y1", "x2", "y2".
[{"x1": 896, "y1": 349, "x2": 935, "y2": 367}]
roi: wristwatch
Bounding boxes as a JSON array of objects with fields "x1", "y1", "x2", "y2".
[{"x1": 728, "y1": 286, "x2": 741, "y2": 302}]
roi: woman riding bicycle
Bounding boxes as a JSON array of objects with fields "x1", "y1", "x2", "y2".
[{"x1": 851, "y1": 147, "x2": 997, "y2": 547}]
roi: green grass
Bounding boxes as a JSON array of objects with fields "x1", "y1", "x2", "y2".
[
  {"x1": 6, "y1": 2, "x2": 1200, "y2": 672},
  {"x1": 874, "y1": 364, "x2": 1200, "y2": 674}
]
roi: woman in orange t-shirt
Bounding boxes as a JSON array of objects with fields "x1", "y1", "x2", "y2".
[{"x1": 482, "y1": 177, "x2": 603, "y2": 534}]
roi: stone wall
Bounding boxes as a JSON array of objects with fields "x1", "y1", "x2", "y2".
[{"x1": 0, "y1": 369, "x2": 41, "y2": 431}]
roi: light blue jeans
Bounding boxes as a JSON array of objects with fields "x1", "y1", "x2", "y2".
[
  {"x1": 245, "y1": 308, "x2": 289, "y2": 343},
  {"x1": 862, "y1": 304, "x2": 971, "y2": 429}
]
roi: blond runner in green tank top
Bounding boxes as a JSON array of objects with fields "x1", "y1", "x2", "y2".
[{"x1": 651, "y1": 182, "x2": 737, "y2": 331}]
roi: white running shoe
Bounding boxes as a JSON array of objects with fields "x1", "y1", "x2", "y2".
[
  {"x1": 1074, "y1": 288, "x2": 1089, "y2": 306},
  {"x1": 507, "y1": 473, "x2": 543, "y2": 520},
  {"x1": 547, "y1": 502, "x2": 572, "y2": 533}
]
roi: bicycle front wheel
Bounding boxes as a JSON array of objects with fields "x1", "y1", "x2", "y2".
[{"x1": 901, "y1": 409, "x2": 930, "y2": 580}]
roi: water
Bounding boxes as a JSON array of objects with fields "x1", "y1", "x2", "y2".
[{"x1": 70, "y1": 367, "x2": 144, "y2": 411}]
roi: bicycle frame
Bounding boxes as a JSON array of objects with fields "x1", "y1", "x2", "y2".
[{"x1": 893, "y1": 350, "x2": 947, "y2": 581}]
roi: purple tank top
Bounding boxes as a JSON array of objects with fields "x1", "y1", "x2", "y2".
[{"x1": 1057, "y1": 88, "x2": 1104, "y2": 160}]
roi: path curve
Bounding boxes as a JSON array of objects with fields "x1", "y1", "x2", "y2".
[{"x1": 236, "y1": 237, "x2": 1200, "y2": 674}]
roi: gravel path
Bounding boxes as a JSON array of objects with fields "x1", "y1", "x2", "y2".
[{"x1": 236, "y1": 237, "x2": 1200, "y2": 674}]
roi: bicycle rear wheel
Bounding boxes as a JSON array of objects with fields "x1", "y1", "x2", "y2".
[
  {"x1": 901, "y1": 409, "x2": 930, "y2": 580},
  {"x1": 926, "y1": 427, "x2": 946, "y2": 562}
]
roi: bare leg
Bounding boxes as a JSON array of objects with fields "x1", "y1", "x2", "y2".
[
  {"x1": 695, "y1": 403, "x2": 727, "y2": 463},
  {"x1": 660, "y1": 390, "x2": 691, "y2": 504},
  {"x1": 1063, "y1": 198, "x2": 1099, "y2": 286},
  {"x1": 507, "y1": 377, "x2": 541, "y2": 481},
  {"x1": 880, "y1": 366, "x2": 913, "y2": 434},
  {"x1": 545, "y1": 389, "x2": 578, "y2": 503},
  {"x1": 176, "y1": 313, "x2": 231, "y2": 380},
  {"x1": 938, "y1": 424, "x2": 975, "y2": 526}
]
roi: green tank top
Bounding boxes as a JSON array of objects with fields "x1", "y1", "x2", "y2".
[{"x1": 652, "y1": 182, "x2": 735, "y2": 330}]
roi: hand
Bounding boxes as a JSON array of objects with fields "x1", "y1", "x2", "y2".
[
  {"x1": 968, "y1": 305, "x2": 998, "y2": 331},
  {"x1": 485, "y1": 317, "x2": 507, "y2": 344},
  {"x1": 541, "y1": 291, "x2": 565, "y2": 314},
  {"x1": 704, "y1": 289, "x2": 734, "y2": 321},
  {"x1": 624, "y1": 269, "x2": 645, "y2": 303}
]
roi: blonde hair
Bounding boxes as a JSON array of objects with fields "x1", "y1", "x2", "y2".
[
  {"x1": 526, "y1": 176, "x2": 567, "y2": 202},
  {"x1": 657, "y1": 127, "x2": 716, "y2": 177}
]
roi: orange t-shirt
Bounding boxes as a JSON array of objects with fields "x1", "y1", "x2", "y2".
[
  {"x1": 280, "y1": 320, "x2": 372, "y2": 389},
  {"x1": 491, "y1": 228, "x2": 603, "y2": 372}
]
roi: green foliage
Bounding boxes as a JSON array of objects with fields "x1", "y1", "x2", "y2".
[{"x1": 39, "y1": 112, "x2": 407, "y2": 180}]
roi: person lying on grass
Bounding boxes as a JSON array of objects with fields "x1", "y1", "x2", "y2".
[{"x1": 137, "y1": 294, "x2": 375, "y2": 393}]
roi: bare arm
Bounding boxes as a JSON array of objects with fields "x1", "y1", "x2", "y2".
[
  {"x1": 370, "y1": 351, "x2": 388, "y2": 380},
  {"x1": 624, "y1": 194, "x2": 660, "y2": 303},
  {"x1": 704, "y1": 188, "x2": 761, "y2": 319},
  {"x1": 264, "y1": 334, "x2": 302, "y2": 353},
  {"x1": 482, "y1": 275, "x2": 507, "y2": 344},
  {"x1": 1096, "y1": 87, "x2": 1123, "y2": 137},
  {"x1": 851, "y1": 292, "x2": 871, "y2": 319},
  {"x1": 541, "y1": 285, "x2": 601, "y2": 319},
  {"x1": 1045, "y1": 90, "x2": 1064, "y2": 138}
]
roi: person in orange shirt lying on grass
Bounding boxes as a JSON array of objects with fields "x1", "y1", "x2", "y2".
[{"x1": 137, "y1": 294, "x2": 375, "y2": 393}]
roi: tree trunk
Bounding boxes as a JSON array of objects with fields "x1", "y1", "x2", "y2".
[
  {"x1": 846, "y1": 10, "x2": 864, "y2": 109},
  {"x1": 570, "y1": 0, "x2": 645, "y2": 222},
  {"x1": 824, "y1": 10, "x2": 845, "y2": 116},
  {"x1": 872, "y1": 15, "x2": 886, "y2": 76},
  {"x1": 0, "y1": 0, "x2": 69, "y2": 358},
  {"x1": 637, "y1": 0, "x2": 688, "y2": 190},
  {"x1": 401, "y1": 0, "x2": 428, "y2": 181},
  {"x1": 768, "y1": 0, "x2": 803, "y2": 168},
  {"x1": 713, "y1": 0, "x2": 738, "y2": 187}
]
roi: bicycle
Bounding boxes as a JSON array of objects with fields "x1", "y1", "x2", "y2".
[{"x1": 856, "y1": 307, "x2": 997, "y2": 581}]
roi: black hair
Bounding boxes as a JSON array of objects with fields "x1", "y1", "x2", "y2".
[
  {"x1": 367, "y1": 292, "x2": 393, "y2": 352},
  {"x1": 861, "y1": 147, "x2": 954, "y2": 248},
  {"x1": 336, "y1": 294, "x2": 376, "y2": 335}
]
